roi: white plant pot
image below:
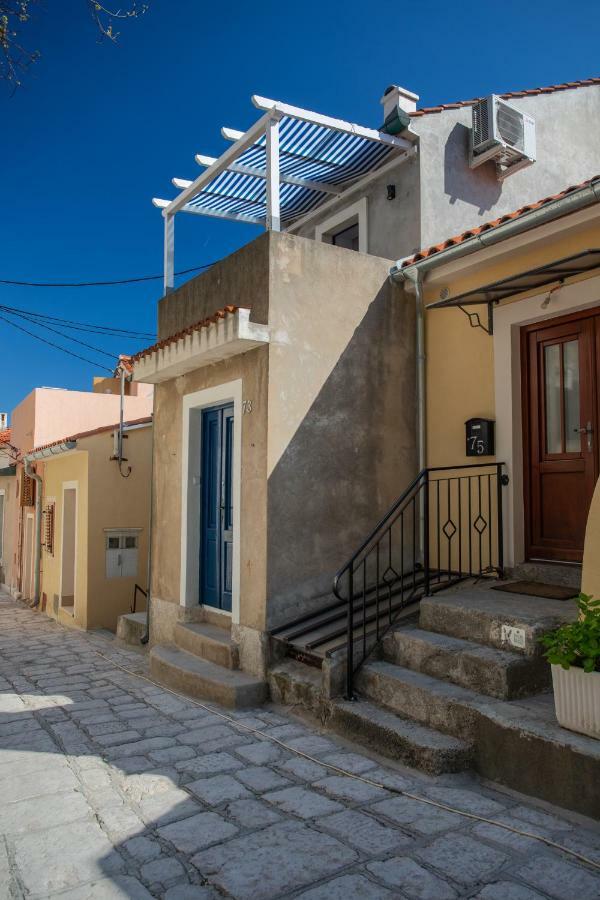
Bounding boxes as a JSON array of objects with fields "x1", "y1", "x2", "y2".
[{"x1": 551, "y1": 664, "x2": 600, "y2": 740}]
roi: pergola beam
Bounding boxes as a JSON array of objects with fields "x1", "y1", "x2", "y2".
[
  {"x1": 251, "y1": 94, "x2": 413, "y2": 150},
  {"x1": 194, "y1": 155, "x2": 343, "y2": 196},
  {"x1": 162, "y1": 111, "x2": 274, "y2": 216},
  {"x1": 153, "y1": 197, "x2": 264, "y2": 227}
]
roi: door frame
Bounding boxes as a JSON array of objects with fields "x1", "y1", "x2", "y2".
[
  {"x1": 492, "y1": 275, "x2": 600, "y2": 569},
  {"x1": 22, "y1": 512, "x2": 34, "y2": 599},
  {"x1": 59, "y1": 481, "x2": 78, "y2": 610},
  {"x1": 180, "y1": 380, "x2": 242, "y2": 623},
  {"x1": 521, "y1": 309, "x2": 599, "y2": 562}
]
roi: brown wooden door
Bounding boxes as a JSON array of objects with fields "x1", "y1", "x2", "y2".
[{"x1": 523, "y1": 311, "x2": 599, "y2": 562}]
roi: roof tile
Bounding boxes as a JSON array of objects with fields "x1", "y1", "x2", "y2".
[
  {"x1": 400, "y1": 175, "x2": 600, "y2": 268},
  {"x1": 131, "y1": 305, "x2": 242, "y2": 364}
]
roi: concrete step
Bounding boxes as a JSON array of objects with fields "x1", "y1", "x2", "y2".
[
  {"x1": 268, "y1": 660, "x2": 323, "y2": 710},
  {"x1": 512, "y1": 561, "x2": 582, "y2": 591},
  {"x1": 419, "y1": 590, "x2": 576, "y2": 656},
  {"x1": 150, "y1": 645, "x2": 267, "y2": 709},
  {"x1": 356, "y1": 659, "x2": 600, "y2": 818},
  {"x1": 382, "y1": 625, "x2": 550, "y2": 699},
  {"x1": 330, "y1": 699, "x2": 473, "y2": 775},
  {"x1": 116, "y1": 612, "x2": 146, "y2": 646},
  {"x1": 175, "y1": 622, "x2": 238, "y2": 669}
]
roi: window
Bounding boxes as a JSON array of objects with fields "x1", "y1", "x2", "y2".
[
  {"x1": 21, "y1": 473, "x2": 36, "y2": 507},
  {"x1": 331, "y1": 222, "x2": 360, "y2": 251},
  {"x1": 42, "y1": 501, "x2": 56, "y2": 556},
  {"x1": 105, "y1": 529, "x2": 141, "y2": 578},
  {"x1": 315, "y1": 197, "x2": 368, "y2": 254}
]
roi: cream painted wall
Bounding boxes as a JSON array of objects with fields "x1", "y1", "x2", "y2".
[
  {"x1": 40, "y1": 451, "x2": 88, "y2": 629},
  {"x1": 422, "y1": 209, "x2": 600, "y2": 569},
  {"x1": 85, "y1": 425, "x2": 151, "y2": 631},
  {"x1": 151, "y1": 347, "x2": 268, "y2": 637}
]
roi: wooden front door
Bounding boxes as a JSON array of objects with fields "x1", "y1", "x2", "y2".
[{"x1": 523, "y1": 309, "x2": 599, "y2": 562}]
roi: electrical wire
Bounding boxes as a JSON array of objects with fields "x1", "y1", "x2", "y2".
[
  {"x1": 0, "y1": 314, "x2": 113, "y2": 372},
  {"x1": 0, "y1": 304, "x2": 155, "y2": 339},
  {"x1": 92, "y1": 646, "x2": 600, "y2": 875},
  {"x1": 0, "y1": 262, "x2": 217, "y2": 288},
  {"x1": 0, "y1": 308, "x2": 118, "y2": 360}
]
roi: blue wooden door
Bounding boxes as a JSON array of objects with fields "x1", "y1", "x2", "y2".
[{"x1": 200, "y1": 404, "x2": 234, "y2": 611}]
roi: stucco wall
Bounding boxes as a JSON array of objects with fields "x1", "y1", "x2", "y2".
[
  {"x1": 265, "y1": 234, "x2": 416, "y2": 625},
  {"x1": 40, "y1": 451, "x2": 89, "y2": 629},
  {"x1": 11, "y1": 387, "x2": 152, "y2": 454},
  {"x1": 582, "y1": 479, "x2": 600, "y2": 598},
  {"x1": 293, "y1": 85, "x2": 600, "y2": 265},
  {"x1": 151, "y1": 346, "x2": 268, "y2": 638},
  {"x1": 85, "y1": 425, "x2": 152, "y2": 631},
  {"x1": 158, "y1": 234, "x2": 270, "y2": 339}
]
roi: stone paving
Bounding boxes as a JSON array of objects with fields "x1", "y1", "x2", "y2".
[{"x1": 1, "y1": 593, "x2": 600, "y2": 899}]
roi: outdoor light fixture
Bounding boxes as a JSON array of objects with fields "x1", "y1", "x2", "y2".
[{"x1": 387, "y1": 184, "x2": 396, "y2": 201}]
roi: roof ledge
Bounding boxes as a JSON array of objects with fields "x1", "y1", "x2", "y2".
[{"x1": 132, "y1": 307, "x2": 269, "y2": 384}]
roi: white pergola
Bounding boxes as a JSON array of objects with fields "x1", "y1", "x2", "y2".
[{"x1": 153, "y1": 95, "x2": 416, "y2": 293}]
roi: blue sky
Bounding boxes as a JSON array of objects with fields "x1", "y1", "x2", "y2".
[{"x1": 4, "y1": 0, "x2": 599, "y2": 413}]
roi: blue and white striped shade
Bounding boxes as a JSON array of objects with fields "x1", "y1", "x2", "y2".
[{"x1": 186, "y1": 115, "x2": 397, "y2": 225}]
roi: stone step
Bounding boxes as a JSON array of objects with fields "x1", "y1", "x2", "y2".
[
  {"x1": 268, "y1": 660, "x2": 323, "y2": 710},
  {"x1": 512, "y1": 561, "x2": 582, "y2": 591},
  {"x1": 116, "y1": 612, "x2": 146, "y2": 646},
  {"x1": 382, "y1": 625, "x2": 550, "y2": 699},
  {"x1": 175, "y1": 622, "x2": 238, "y2": 669},
  {"x1": 419, "y1": 589, "x2": 575, "y2": 656},
  {"x1": 356, "y1": 659, "x2": 600, "y2": 818},
  {"x1": 329, "y1": 699, "x2": 473, "y2": 775},
  {"x1": 149, "y1": 645, "x2": 267, "y2": 709}
]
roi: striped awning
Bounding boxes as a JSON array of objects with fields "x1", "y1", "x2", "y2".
[
  {"x1": 154, "y1": 95, "x2": 415, "y2": 229},
  {"x1": 186, "y1": 115, "x2": 400, "y2": 226}
]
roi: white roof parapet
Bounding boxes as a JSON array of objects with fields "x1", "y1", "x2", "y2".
[
  {"x1": 153, "y1": 93, "x2": 417, "y2": 293},
  {"x1": 132, "y1": 308, "x2": 270, "y2": 384}
]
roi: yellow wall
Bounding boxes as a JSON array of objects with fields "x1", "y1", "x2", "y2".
[
  {"x1": 40, "y1": 451, "x2": 89, "y2": 629},
  {"x1": 40, "y1": 425, "x2": 151, "y2": 632},
  {"x1": 424, "y1": 219, "x2": 600, "y2": 470},
  {"x1": 85, "y1": 425, "x2": 151, "y2": 631}
]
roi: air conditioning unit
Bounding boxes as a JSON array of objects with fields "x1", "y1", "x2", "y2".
[{"x1": 470, "y1": 95, "x2": 536, "y2": 181}]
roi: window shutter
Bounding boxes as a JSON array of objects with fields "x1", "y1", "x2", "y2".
[
  {"x1": 42, "y1": 502, "x2": 55, "y2": 555},
  {"x1": 21, "y1": 474, "x2": 36, "y2": 507}
]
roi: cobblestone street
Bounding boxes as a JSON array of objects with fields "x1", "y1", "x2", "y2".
[{"x1": 1, "y1": 592, "x2": 599, "y2": 899}]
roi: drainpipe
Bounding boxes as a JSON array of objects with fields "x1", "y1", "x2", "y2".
[
  {"x1": 141, "y1": 391, "x2": 155, "y2": 645},
  {"x1": 24, "y1": 458, "x2": 43, "y2": 607},
  {"x1": 402, "y1": 267, "x2": 427, "y2": 472}
]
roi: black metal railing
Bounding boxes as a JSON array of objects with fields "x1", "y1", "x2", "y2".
[
  {"x1": 332, "y1": 463, "x2": 507, "y2": 698},
  {"x1": 131, "y1": 583, "x2": 148, "y2": 614}
]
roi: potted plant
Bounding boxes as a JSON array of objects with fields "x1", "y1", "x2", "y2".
[{"x1": 540, "y1": 593, "x2": 600, "y2": 739}]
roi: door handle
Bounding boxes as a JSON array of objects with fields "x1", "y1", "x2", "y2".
[{"x1": 574, "y1": 421, "x2": 593, "y2": 451}]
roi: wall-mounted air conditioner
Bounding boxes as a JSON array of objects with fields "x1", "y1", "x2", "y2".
[{"x1": 469, "y1": 95, "x2": 536, "y2": 181}]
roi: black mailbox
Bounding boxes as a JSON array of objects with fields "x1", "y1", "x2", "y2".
[{"x1": 466, "y1": 418, "x2": 495, "y2": 457}]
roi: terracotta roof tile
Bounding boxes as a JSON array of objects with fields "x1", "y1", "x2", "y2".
[
  {"x1": 408, "y1": 77, "x2": 600, "y2": 117},
  {"x1": 29, "y1": 416, "x2": 152, "y2": 456},
  {"x1": 400, "y1": 176, "x2": 600, "y2": 268},
  {"x1": 132, "y1": 305, "x2": 242, "y2": 363}
]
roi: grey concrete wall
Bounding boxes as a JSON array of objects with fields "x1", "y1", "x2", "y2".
[
  {"x1": 158, "y1": 233, "x2": 271, "y2": 339},
  {"x1": 292, "y1": 84, "x2": 600, "y2": 264},
  {"x1": 415, "y1": 86, "x2": 600, "y2": 250},
  {"x1": 265, "y1": 234, "x2": 416, "y2": 627}
]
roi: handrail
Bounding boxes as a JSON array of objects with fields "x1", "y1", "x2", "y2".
[
  {"x1": 333, "y1": 462, "x2": 507, "y2": 699},
  {"x1": 332, "y1": 462, "x2": 503, "y2": 601},
  {"x1": 131, "y1": 583, "x2": 148, "y2": 614}
]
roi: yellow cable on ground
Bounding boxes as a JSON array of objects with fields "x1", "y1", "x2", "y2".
[{"x1": 92, "y1": 648, "x2": 600, "y2": 873}]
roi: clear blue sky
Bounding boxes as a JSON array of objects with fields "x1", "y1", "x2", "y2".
[{"x1": 4, "y1": 0, "x2": 599, "y2": 413}]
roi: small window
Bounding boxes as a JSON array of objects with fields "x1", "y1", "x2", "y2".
[
  {"x1": 42, "y1": 501, "x2": 56, "y2": 556},
  {"x1": 105, "y1": 530, "x2": 141, "y2": 579},
  {"x1": 331, "y1": 222, "x2": 360, "y2": 252}
]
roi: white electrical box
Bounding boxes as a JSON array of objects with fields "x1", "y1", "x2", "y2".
[{"x1": 105, "y1": 529, "x2": 141, "y2": 579}]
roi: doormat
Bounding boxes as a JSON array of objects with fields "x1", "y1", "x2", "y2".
[{"x1": 492, "y1": 580, "x2": 577, "y2": 601}]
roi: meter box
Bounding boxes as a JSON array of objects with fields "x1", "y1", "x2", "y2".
[{"x1": 466, "y1": 418, "x2": 495, "y2": 457}]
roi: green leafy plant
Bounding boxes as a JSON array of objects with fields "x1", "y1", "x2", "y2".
[{"x1": 540, "y1": 593, "x2": 600, "y2": 673}]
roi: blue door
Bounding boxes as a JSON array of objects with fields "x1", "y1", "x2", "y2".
[{"x1": 200, "y1": 404, "x2": 234, "y2": 611}]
